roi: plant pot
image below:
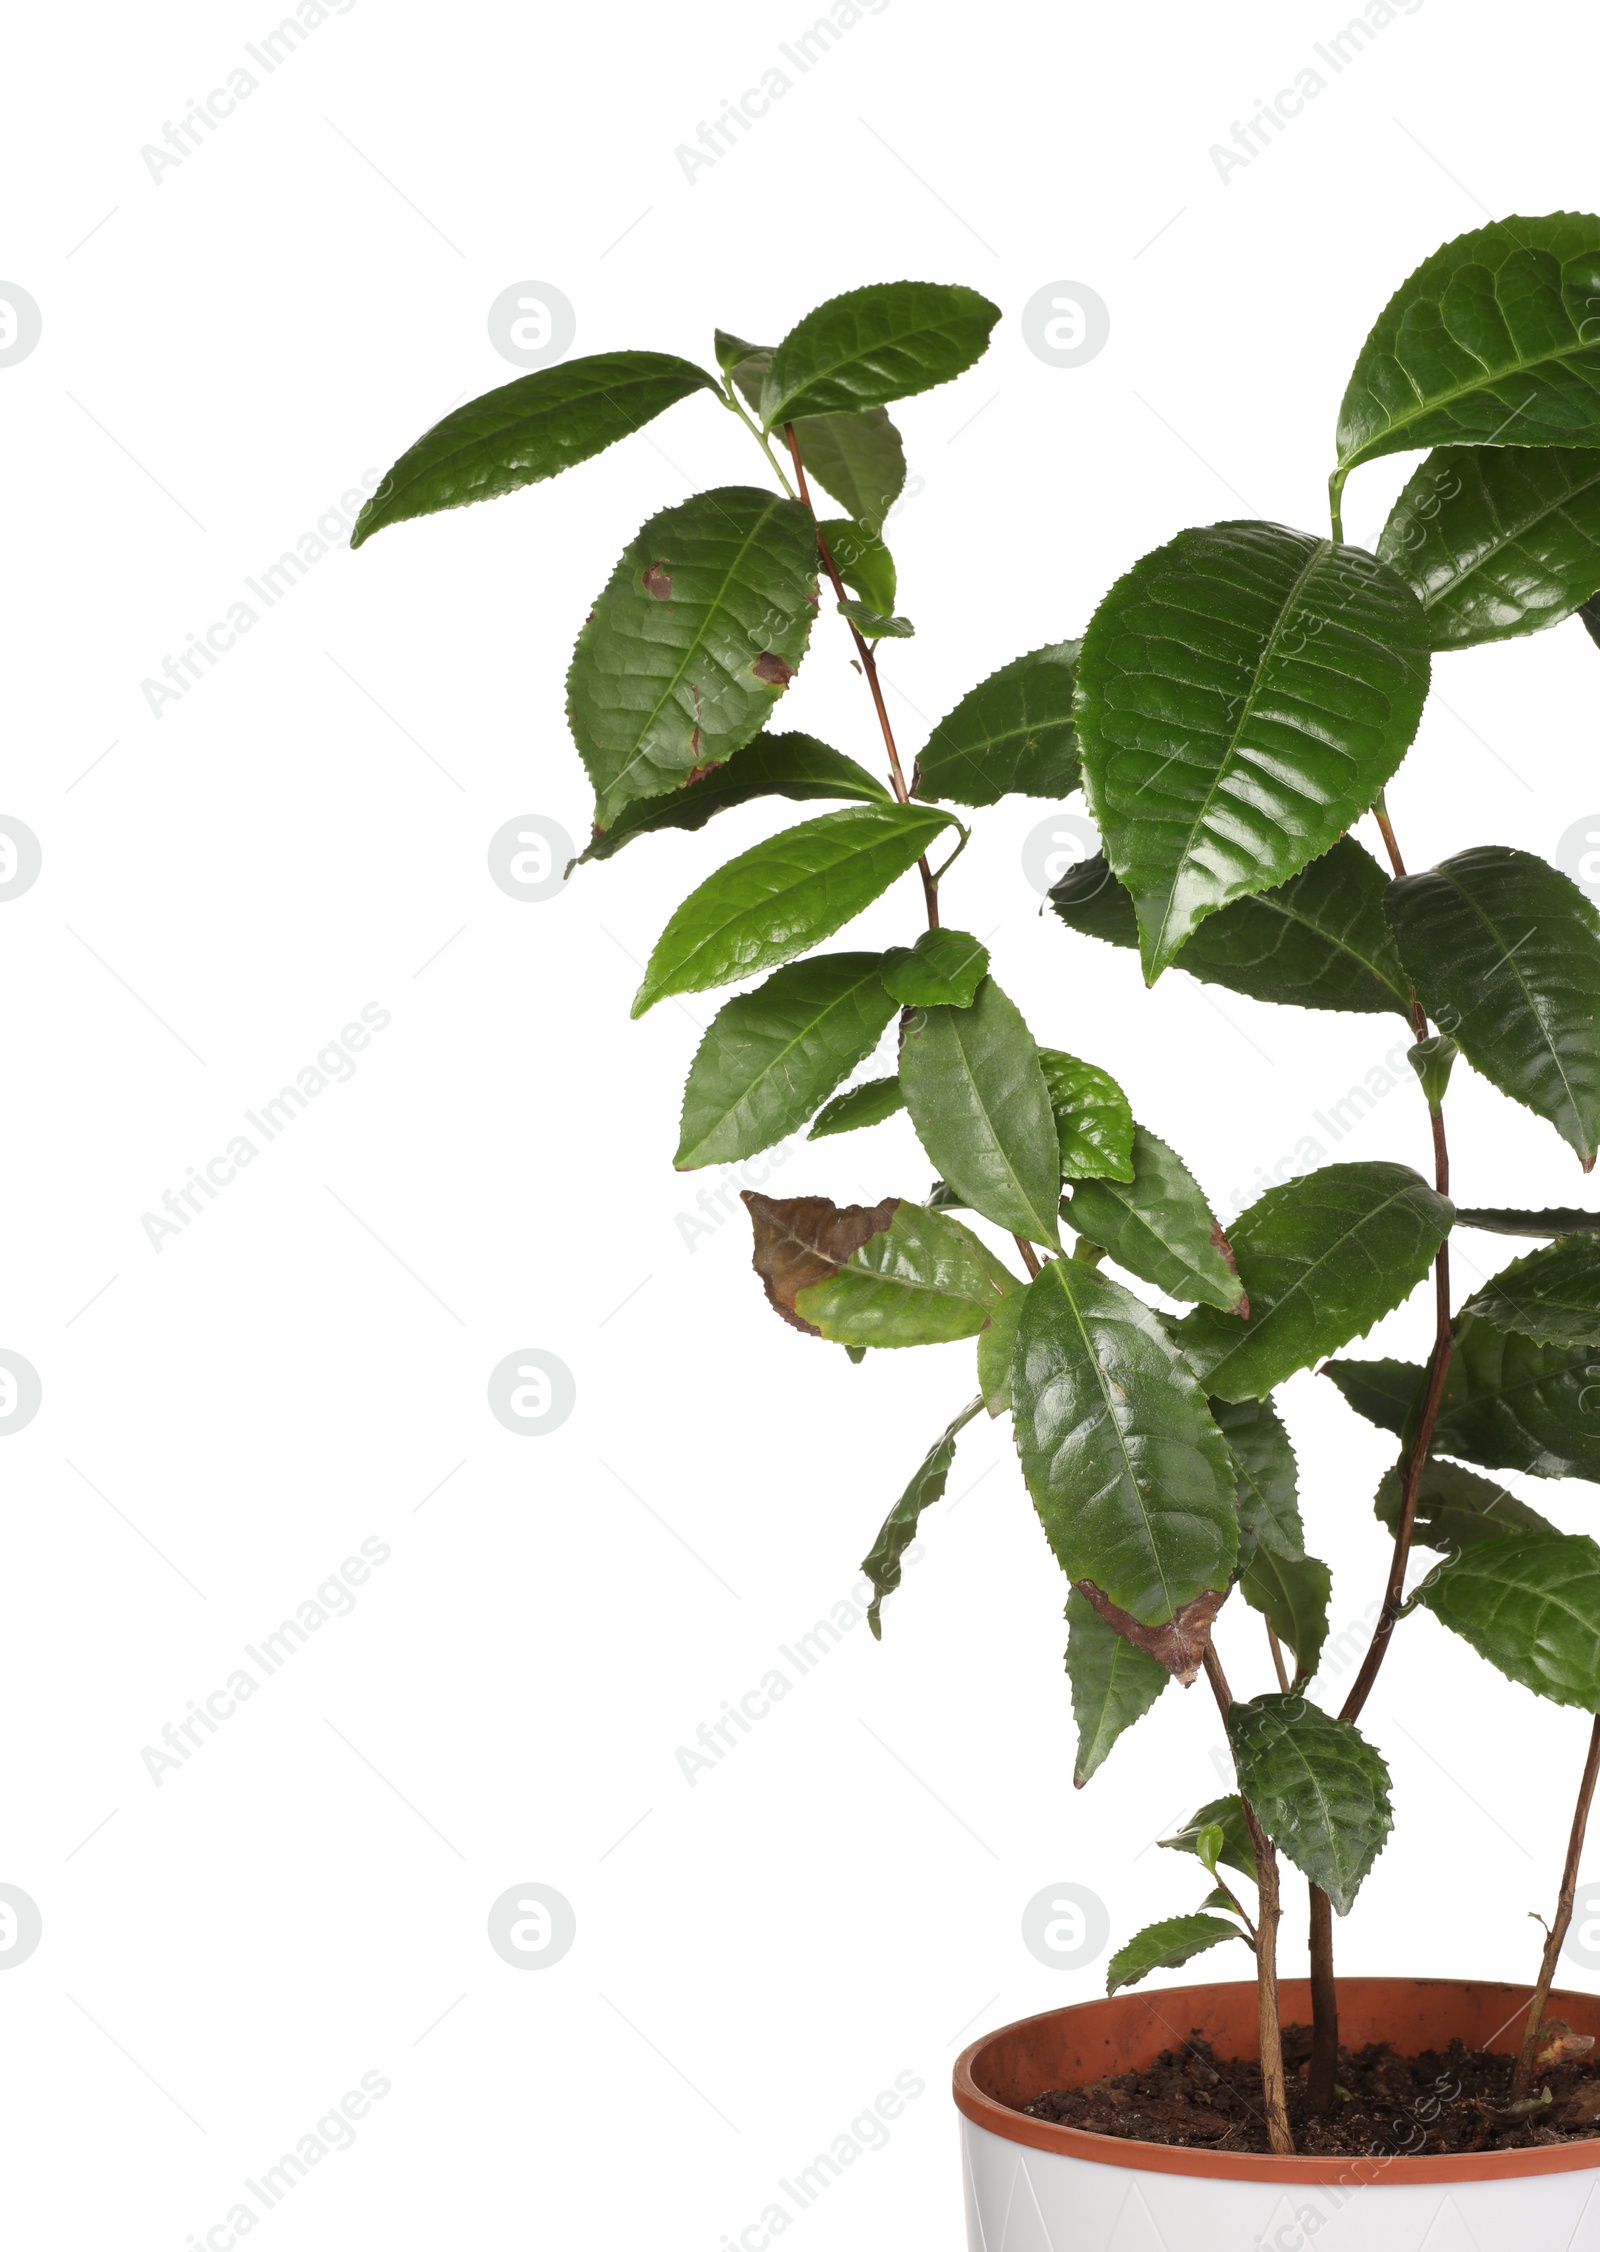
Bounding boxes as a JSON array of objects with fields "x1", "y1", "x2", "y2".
[{"x1": 953, "y1": 1976, "x2": 1600, "y2": 2251}]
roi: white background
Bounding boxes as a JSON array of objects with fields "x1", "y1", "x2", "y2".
[{"x1": 7, "y1": 1, "x2": 1600, "y2": 2244}]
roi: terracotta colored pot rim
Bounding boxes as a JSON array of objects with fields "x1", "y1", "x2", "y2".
[{"x1": 954, "y1": 1976, "x2": 1600, "y2": 2183}]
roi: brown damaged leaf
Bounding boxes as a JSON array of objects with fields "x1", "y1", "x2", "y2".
[
  {"x1": 743, "y1": 1191, "x2": 898, "y2": 1336},
  {"x1": 752, "y1": 652, "x2": 795, "y2": 686},
  {"x1": 641, "y1": 562, "x2": 673, "y2": 600},
  {"x1": 1073, "y1": 1579, "x2": 1227, "y2": 1686},
  {"x1": 1209, "y1": 1222, "x2": 1249, "y2": 1319}
]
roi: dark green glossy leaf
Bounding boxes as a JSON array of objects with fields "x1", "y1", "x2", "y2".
[
  {"x1": 1416, "y1": 1530, "x2": 1600, "y2": 1708},
  {"x1": 569, "y1": 486, "x2": 819, "y2": 826},
  {"x1": 1227, "y1": 1694, "x2": 1393, "y2": 1915},
  {"x1": 862, "y1": 1397, "x2": 984, "y2": 1636},
  {"x1": 1455, "y1": 1207, "x2": 1600, "y2": 1237},
  {"x1": 676, "y1": 954, "x2": 898, "y2": 1168},
  {"x1": 577, "y1": 731, "x2": 889, "y2": 864},
  {"x1": 1429, "y1": 1313, "x2": 1600, "y2": 1480},
  {"x1": 1037, "y1": 1050, "x2": 1136, "y2": 1184},
  {"x1": 818, "y1": 519, "x2": 897, "y2": 614},
  {"x1": 1240, "y1": 1550, "x2": 1331, "y2": 1684},
  {"x1": 838, "y1": 597, "x2": 914, "y2": 639},
  {"x1": 633, "y1": 803, "x2": 956, "y2": 1015},
  {"x1": 1386, "y1": 847, "x2": 1600, "y2": 1166},
  {"x1": 1064, "y1": 1588, "x2": 1169, "y2": 1786},
  {"x1": 1160, "y1": 1795, "x2": 1258, "y2": 1883},
  {"x1": 1076, "y1": 522, "x2": 1431, "y2": 979},
  {"x1": 1378, "y1": 447, "x2": 1600, "y2": 647},
  {"x1": 1464, "y1": 1236, "x2": 1600, "y2": 1346},
  {"x1": 1322, "y1": 1356, "x2": 1423, "y2": 1433},
  {"x1": 744, "y1": 1191, "x2": 1018, "y2": 1347},
  {"x1": 714, "y1": 328, "x2": 760, "y2": 374},
  {"x1": 1066, "y1": 1126, "x2": 1245, "y2": 1315},
  {"x1": 914, "y1": 642, "x2": 1081, "y2": 805},
  {"x1": 1178, "y1": 1163, "x2": 1453, "y2": 1402},
  {"x1": 759, "y1": 281, "x2": 1000, "y2": 427},
  {"x1": 1052, "y1": 837, "x2": 1411, "y2": 1018},
  {"x1": 350, "y1": 351, "x2": 721, "y2": 547},
  {"x1": 808, "y1": 1075, "x2": 905, "y2": 1141},
  {"x1": 1106, "y1": 1914, "x2": 1245, "y2": 1995},
  {"x1": 976, "y1": 1275, "x2": 1025, "y2": 1416},
  {"x1": 1012, "y1": 1258, "x2": 1238, "y2": 1637},
  {"x1": 1210, "y1": 1395, "x2": 1304, "y2": 1563},
  {"x1": 1336, "y1": 216, "x2": 1600, "y2": 479},
  {"x1": 728, "y1": 344, "x2": 907, "y2": 526},
  {"x1": 880, "y1": 928, "x2": 989, "y2": 1008},
  {"x1": 1374, "y1": 1456, "x2": 1554, "y2": 1551},
  {"x1": 899, "y1": 980, "x2": 1063, "y2": 1247}
]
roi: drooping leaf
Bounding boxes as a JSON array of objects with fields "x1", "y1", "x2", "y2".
[
  {"x1": 728, "y1": 344, "x2": 908, "y2": 526},
  {"x1": 1037, "y1": 1050, "x2": 1136, "y2": 1184},
  {"x1": 1416, "y1": 1530, "x2": 1600, "y2": 1708},
  {"x1": 975, "y1": 1274, "x2": 1025, "y2": 1416},
  {"x1": 1335, "y1": 216, "x2": 1600, "y2": 480},
  {"x1": 577, "y1": 731, "x2": 889, "y2": 863},
  {"x1": 1106, "y1": 1914, "x2": 1246, "y2": 1995},
  {"x1": 1011, "y1": 1258, "x2": 1238, "y2": 1660},
  {"x1": 1463, "y1": 1236, "x2": 1600, "y2": 1346},
  {"x1": 819, "y1": 519, "x2": 897, "y2": 614},
  {"x1": 1378, "y1": 446, "x2": 1600, "y2": 648},
  {"x1": 899, "y1": 980, "x2": 1063, "y2": 1247},
  {"x1": 1052, "y1": 837, "x2": 1412, "y2": 1018},
  {"x1": 1427, "y1": 1313, "x2": 1600, "y2": 1480},
  {"x1": 1209, "y1": 1395, "x2": 1304, "y2": 1564},
  {"x1": 913, "y1": 642, "x2": 1082, "y2": 805},
  {"x1": 1240, "y1": 1550, "x2": 1332, "y2": 1684},
  {"x1": 862, "y1": 1397, "x2": 984, "y2": 1636},
  {"x1": 1065, "y1": 1126, "x2": 1245, "y2": 1315},
  {"x1": 1385, "y1": 847, "x2": 1600, "y2": 1168},
  {"x1": 1076, "y1": 522, "x2": 1431, "y2": 979},
  {"x1": 1064, "y1": 1587, "x2": 1169, "y2": 1786},
  {"x1": 569, "y1": 487, "x2": 819, "y2": 826},
  {"x1": 742, "y1": 1191, "x2": 1017, "y2": 1347},
  {"x1": 1160, "y1": 1795, "x2": 1258, "y2": 1883},
  {"x1": 1455, "y1": 1207, "x2": 1600, "y2": 1237},
  {"x1": 759, "y1": 281, "x2": 1001, "y2": 428},
  {"x1": 1227, "y1": 1694, "x2": 1393, "y2": 1915},
  {"x1": 676, "y1": 954, "x2": 898, "y2": 1168},
  {"x1": 808, "y1": 1075, "x2": 906, "y2": 1140},
  {"x1": 1373, "y1": 1456, "x2": 1555, "y2": 1551},
  {"x1": 1177, "y1": 1163, "x2": 1453, "y2": 1402},
  {"x1": 838, "y1": 598, "x2": 914, "y2": 639},
  {"x1": 1322, "y1": 1356, "x2": 1425, "y2": 1433},
  {"x1": 632, "y1": 803, "x2": 956, "y2": 1015},
  {"x1": 880, "y1": 928, "x2": 989, "y2": 1008},
  {"x1": 350, "y1": 351, "x2": 722, "y2": 547}
]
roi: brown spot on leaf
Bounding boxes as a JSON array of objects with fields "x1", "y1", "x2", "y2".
[
  {"x1": 1209, "y1": 1222, "x2": 1249, "y2": 1318},
  {"x1": 743, "y1": 1191, "x2": 898, "y2": 1336},
  {"x1": 752, "y1": 652, "x2": 794, "y2": 687},
  {"x1": 1073, "y1": 1579, "x2": 1227, "y2": 1686},
  {"x1": 683, "y1": 758, "x2": 724, "y2": 787},
  {"x1": 642, "y1": 562, "x2": 673, "y2": 601}
]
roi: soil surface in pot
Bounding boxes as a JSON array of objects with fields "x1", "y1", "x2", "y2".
[{"x1": 1023, "y1": 2025, "x2": 1600, "y2": 2155}]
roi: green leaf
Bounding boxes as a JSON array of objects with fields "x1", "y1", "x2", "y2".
[
  {"x1": 899, "y1": 980, "x2": 1063, "y2": 1247},
  {"x1": 1106, "y1": 1914, "x2": 1245, "y2": 1995},
  {"x1": 714, "y1": 328, "x2": 761, "y2": 374},
  {"x1": 817, "y1": 519, "x2": 897, "y2": 614},
  {"x1": 914, "y1": 642, "x2": 1082, "y2": 805},
  {"x1": 1417, "y1": 1530, "x2": 1600, "y2": 1708},
  {"x1": 1160, "y1": 1795, "x2": 1258, "y2": 1882},
  {"x1": 1012, "y1": 1259, "x2": 1238, "y2": 1646},
  {"x1": 676, "y1": 954, "x2": 898, "y2": 1168},
  {"x1": 1064, "y1": 1589, "x2": 1169, "y2": 1787},
  {"x1": 1227, "y1": 1694, "x2": 1393, "y2": 1914},
  {"x1": 880, "y1": 928, "x2": 989, "y2": 1008},
  {"x1": 1052, "y1": 837, "x2": 1412, "y2": 1018},
  {"x1": 1336, "y1": 216, "x2": 1600, "y2": 479},
  {"x1": 1455, "y1": 1207, "x2": 1600, "y2": 1237},
  {"x1": 1373, "y1": 1456, "x2": 1555, "y2": 1552},
  {"x1": 1385, "y1": 846, "x2": 1600, "y2": 1167},
  {"x1": 975, "y1": 1274, "x2": 1025, "y2": 1416},
  {"x1": 1322, "y1": 1356, "x2": 1424, "y2": 1433},
  {"x1": 1463, "y1": 1236, "x2": 1600, "y2": 1346},
  {"x1": 632, "y1": 803, "x2": 956, "y2": 1015},
  {"x1": 1430, "y1": 1313, "x2": 1600, "y2": 1480},
  {"x1": 577, "y1": 731, "x2": 889, "y2": 864},
  {"x1": 350, "y1": 351, "x2": 722, "y2": 547},
  {"x1": 1076, "y1": 523, "x2": 1431, "y2": 979},
  {"x1": 1176, "y1": 1162, "x2": 1453, "y2": 1402},
  {"x1": 1209, "y1": 1395, "x2": 1304, "y2": 1564},
  {"x1": 744, "y1": 1191, "x2": 1018, "y2": 1347},
  {"x1": 862, "y1": 1397, "x2": 984, "y2": 1637},
  {"x1": 1037, "y1": 1050, "x2": 1136, "y2": 1184},
  {"x1": 1194, "y1": 1824, "x2": 1226, "y2": 1875},
  {"x1": 759, "y1": 281, "x2": 1000, "y2": 428},
  {"x1": 838, "y1": 597, "x2": 914, "y2": 639},
  {"x1": 808, "y1": 1075, "x2": 906, "y2": 1141},
  {"x1": 1378, "y1": 447, "x2": 1600, "y2": 647},
  {"x1": 568, "y1": 486, "x2": 819, "y2": 826},
  {"x1": 1065, "y1": 1126, "x2": 1245, "y2": 1315},
  {"x1": 1240, "y1": 1550, "x2": 1332, "y2": 1684},
  {"x1": 727, "y1": 344, "x2": 907, "y2": 526}
]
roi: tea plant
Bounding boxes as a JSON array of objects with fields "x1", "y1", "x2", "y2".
[{"x1": 355, "y1": 225, "x2": 1600, "y2": 2150}]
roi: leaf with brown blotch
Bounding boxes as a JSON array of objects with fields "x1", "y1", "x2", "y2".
[
  {"x1": 744, "y1": 1191, "x2": 898, "y2": 1336},
  {"x1": 1073, "y1": 1580, "x2": 1227, "y2": 1687},
  {"x1": 743, "y1": 1192, "x2": 1020, "y2": 1348}
]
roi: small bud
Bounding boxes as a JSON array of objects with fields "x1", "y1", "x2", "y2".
[{"x1": 1407, "y1": 1034, "x2": 1458, "y2": 1112}]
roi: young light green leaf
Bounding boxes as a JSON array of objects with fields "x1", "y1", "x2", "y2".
[
  {"x1": 1240, "y1": 1551, "x2": 1332, "y2": 1684},
  {"x1": 1463, "y1": 1236, "x2": 1600, "y2": 1346},
  {"x1": 1065, "y1": 1126, "x2": 1245, "y2": 1315},
  {"x1": 350, "y1": 352, "x2": 722, "y2": 547},
  {"x1": 1012, "y1": 1259, "x2": 1238, "y2": 1661},
  {"x1": 760, "y1": 281, "x2": 1001, "y2": 428},
  {"x1": 817, "y1": 519, "x2": 897, "y2": 614},
  {"x1": 633, "y1": 803, "x2": 956, "y2": 1015},
  {"x1": 1176, "y1": 1162, "x2": 1453, "y2": 1402},
  {"x1": 1378, "y1": 447, "x2": 1600, "y2": 648},
  {"x1": 1064, "y1": 1587, "x2": 1169, "y2": 1785},
  {"x1": 1076, "y1": 523, "x2": 1430, "y2": 979},
  {"x1": 569, "y1": 486, "x2": 819, "y2": 826},
  {"x1": 880, "y1": 928, "x2": 989, "y2": 1008},
  {"x1": 1373, "y1": 1456, "x2": 1555, "y2": 1552},
  {"x1": 914, "y1": 642, "x2": 1081, "y2": 805},
  {"x1": 808, "y1": 1075, "x2": 906, "y2": 1141},
  {"x1": 1194, "y1": 1823, "x2": 1226, "y2": 1875},
  {"x1": 862, "y1": 1397, "x2": 984, "y2": 1636},
  {"x1": 837, "y1": 598, "x2": 914, "y2": 639},
  {"x1": 1227, "y1": 1694, "x2": 1393, "y2": 1914},
  {"x1": 1160, "y1": 1796, "x2": 1258, "y2": 1882},
  {"x1": 899, "y1": 979, "x2": 1063, "y2": 1246},
  {"x1": 1209, "y1": 1395, "x2": 1304, "y2": 1563},
  {"x1": 1106, "y1": 1914, "x2": 1246, "y2": 1995},
  {"x1": 1037, "y1": 1050, "x2": 1136, "y2": 1185},
  {"x1": 743, "y1": 1191, "x2": 1018, "y2": 1347},
  {"x1": 1416, "y1": 1531, "x2": 1600, "y2": 1708},
  {"x1": 1385, "y1": 847, "x2": 1600, "y2": 1167},
  {"x1": 676, "y1": 954, "x2": 898, "y2": 1168},
  {"x1": 577, "y1": 731, "x2": 889, "y2": 864}
]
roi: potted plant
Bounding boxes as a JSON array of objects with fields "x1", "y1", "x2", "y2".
[{"x1": 352, "y1": 220, "x2": 1600, "y2": 2244}]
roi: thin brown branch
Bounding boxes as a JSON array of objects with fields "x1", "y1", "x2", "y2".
[
  {"x1": 1266, "y1": 1624, "x2": 1290, "y2": 1694},
  {"x1": 1512, "y1": 1713, "x2": 1600, "y2": 2097},
  {"x1": 1013, "y1": 1237, "x2": 1042, "y2": 1278},
  {"x1": 1305, "y1": 1885, "x2": 1339, "y2": 2112}
]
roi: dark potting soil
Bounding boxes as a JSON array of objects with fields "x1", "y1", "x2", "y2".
[{"x1": 1022, "y1": 2025, "x2": 1600, "y2": 2156}]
